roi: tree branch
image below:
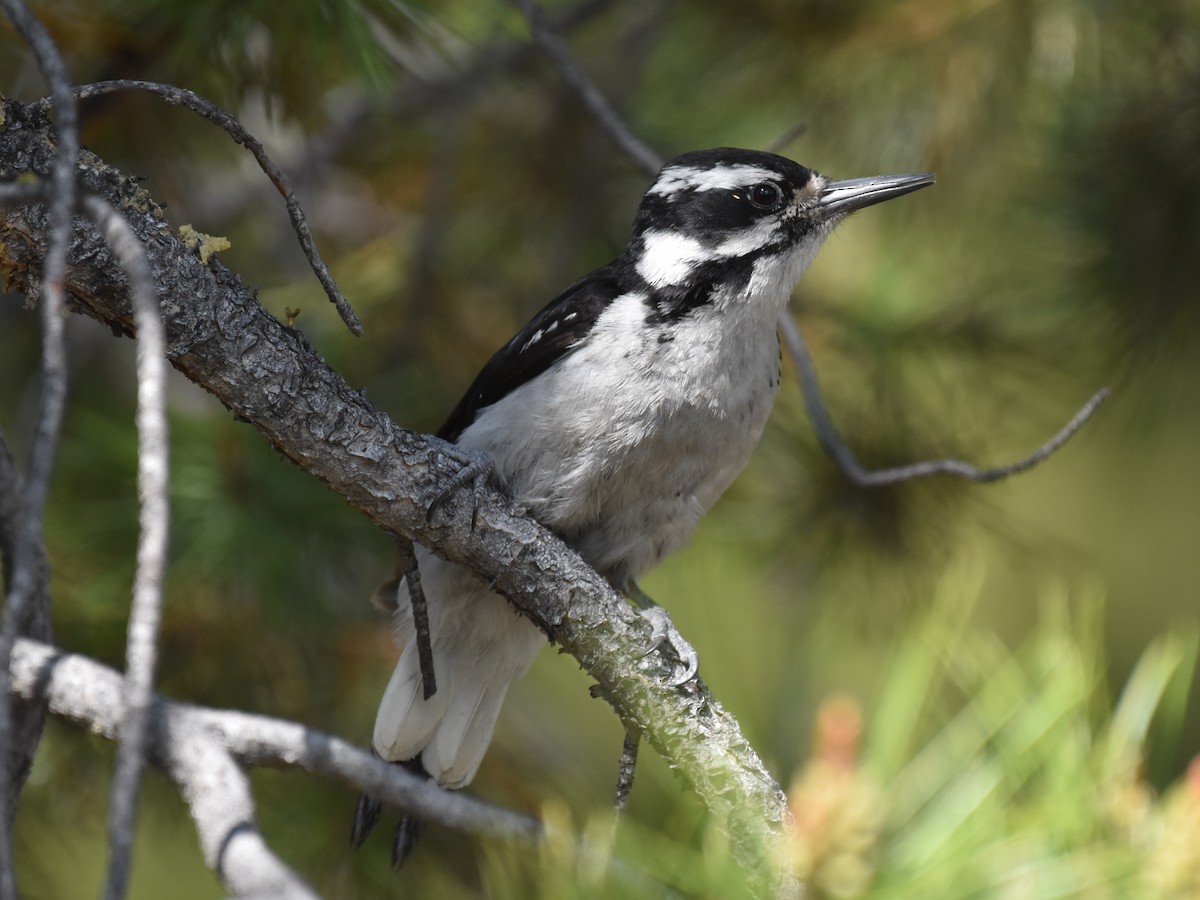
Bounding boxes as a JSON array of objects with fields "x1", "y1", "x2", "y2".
[
  {"x1": 509, "y1": 0, "x2": 663, "y2": 176},
  {"x1": 0, "y1": 100, "x2": 797, "y2": 892},
  {"x1": 7, "y1": 637, "x2": 541, "y2": 897},
  {"x1": 778, "y1": 315, "x2": 1110, "y2": 485},
  {"x1": 29, "y1": 80, "x2": 364, "y2": 337},
  {"x1": 77, "y1": 194, "x2": 172, "y2": 900},
  {"x1": 0, "y1": 178, "x2": 177, "y2": 900},
  {"x1": 0, "y1": 430, "x2": 52, "y2": 819},
  {"x1": 0, "y1": 1, "x2": 77, "y2": 895}
]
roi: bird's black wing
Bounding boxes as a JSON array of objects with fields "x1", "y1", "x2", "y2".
[{"x1": 438, "y1": 263, "x2": 624, "y2": 442}]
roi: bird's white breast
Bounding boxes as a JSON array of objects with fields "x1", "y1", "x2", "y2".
[{"x1": 459, "y1": 276, "x2": 790, "y2": 584}]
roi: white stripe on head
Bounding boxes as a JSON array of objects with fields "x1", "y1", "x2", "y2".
[
  {"x1": 713, "y1": 218, "x2": 783, "y2": 258},
  {"x1": 636, "y1": 230, "x2": 705, "y2": 287},
  {"x1": 637, "y1": 218, "x2": 785, "y2": 288},
  {"x1": 648, "y1": 164, "x2": 780, "y2": 197}
]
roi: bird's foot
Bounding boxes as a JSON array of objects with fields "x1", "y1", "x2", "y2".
[
  {"x1": 391, "y1": 814, "x2": 424, "y2": 870},
  {"x1": 425, "y1": 438, "x2": 494, "y2": 530},
  {"x1": 350, "y1": 790, "x2": 382, "y2": 849},
  {"x1": 625, "y1": 580, "x2": 699, "y2": 686},
  {"x1": 350, "y1": 757, "x2": 430, "y2": 869}
]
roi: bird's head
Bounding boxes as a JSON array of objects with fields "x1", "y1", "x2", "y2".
[{"x1": 625, "y1": 148, "x2": 933, "y2": 320}]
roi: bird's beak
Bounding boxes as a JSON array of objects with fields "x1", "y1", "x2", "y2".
[{"x1": 818, "y1": 172, "x2": 935, "y2": 216}]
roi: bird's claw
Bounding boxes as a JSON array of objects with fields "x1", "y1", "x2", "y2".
[
  {"x1": 351, "y1": 757, "x2": 430, "y2": 866},
  {"x1": 425, "y1": 438, "x2": 493, "y2": 530},
  {"x1": 350, "y1": 790, "x2": 382, "y2": 849},
  {"x1": 639, "y1": 605, "x2": 699, "y2": 686}
]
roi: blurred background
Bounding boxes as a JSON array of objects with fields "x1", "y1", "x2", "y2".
[{"x1": 2, "y1": 0, "x2": 1199, "y2": 896}]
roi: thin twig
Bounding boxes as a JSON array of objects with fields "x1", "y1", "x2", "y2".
[
  {"x1": 31, "y1": 79, "x2": 364, "y2": 336},
  {"x1": 614, "y1": 729, "x2": 639, "y2": 812},
  {"x1": 0, "y1": 430, "x2": 53, "y2": 817},
  {"x1": 766, "y1": 121, "x2": 810, "y2": 155},
  {"x1": 779, "y1": 314, "x2": 1110, "y2": 485},
  {"x1": 79, "y1": 196, "x2": 171, "y2": 900},
  {"x1": 0, "y1": 2, "x2": 77, "y2": 896},
  {"x1": 396, "y1": 538, "x2": 438, "y2": 699},
  {"x1": 510, "y1": 0, "x2": 662, "y2": 177}
]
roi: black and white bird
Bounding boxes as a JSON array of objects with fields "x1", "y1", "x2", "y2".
[{"x1": 356, "y1": 148, "x2": 932, "y2": 862}]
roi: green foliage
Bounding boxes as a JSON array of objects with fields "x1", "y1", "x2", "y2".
[{"x1": 868, "y1": 587, "x2": 1196, "y2": 898}]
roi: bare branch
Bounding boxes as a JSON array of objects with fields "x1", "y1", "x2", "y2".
[
  {"x1": 400, "y1": 540, "x2": 439, "y2": 700},
  {"x1": 0, "y1": 430, "x2": 53, "y2": 815},
  {"x1": 7, "y1": 637, "x2": 540, "y2": 896},
  {"x1": 0, "y1": 2, "x2": 77, "y2": 895},
  {"x1": 779, "y1": 314, "x2": 1110, "y2": 486},
  {"x1": 166, "y1": 731, "x2": 319, "y2": 900},
  {"x1": 509, "y1": 0, "x2": 663, "y2": 177},
  {"x1": 766, "y1": 121, "x2": 810, "y2": 155},
  {"x1": 78, "y1": 196, "x2": 172, "y2": 900},
  {"x1": 0, "y1": 163, "x2": 173, "y2": 900},
  {"x1": 0, "y1": 189, "x2": 59, "y2": 834},
  {"x1": 31, "y1": 80, "x2": 364, "y2": 337}
]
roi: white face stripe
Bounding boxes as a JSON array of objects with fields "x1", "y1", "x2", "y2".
[
  {"x1": 648, "y1": 164, "x2": 780, "y2": 197},
  {"x1": 713, "y1": 218, "x2": 784, "y2": 258},
  {"x1": 636, "y1": 217, "x2": 787, "y2": 288},
  {"x1": 636, "y1": 230, "x2": 706, "y2": 287}
]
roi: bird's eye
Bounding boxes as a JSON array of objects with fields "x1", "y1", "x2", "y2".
[{"x1": 747, "y1": 182, "x2": 784, "y2": 210}]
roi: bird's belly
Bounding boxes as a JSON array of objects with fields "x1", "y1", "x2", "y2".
[
  {"x1": 561, "y1": 413, "x2": 761, "y2": 581},
  {"x1": 464, "y1": 348, "x2": 780, "y2": 584}
]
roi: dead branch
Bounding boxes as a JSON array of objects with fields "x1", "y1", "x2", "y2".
[
  {"x1": 79, "y1": 193, "x2": 172, "y2": 900},
  {"x1": 30, "y1": 79, "x2": 363, "y2": 337},
  {"x1": 0, "y1": 431, "x2": 52, "y2": 818},
  {"x1": 0, "y1": 1, "x2": 77, "y2": 895},
  {"x1": 778, "y1": 315, "x2": 1110, "y2": 486},
  {"x1": 7, "y1": 637, "x2": 541, "y2": 898}
]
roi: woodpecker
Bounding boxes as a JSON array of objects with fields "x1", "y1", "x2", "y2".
[{"x1": 354, "y1": 148, "x2": 933, "y2": 863}]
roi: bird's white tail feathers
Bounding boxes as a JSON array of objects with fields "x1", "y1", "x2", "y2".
[{"x1": 372, "y1": 547, "x2": 546, "y2": 789}]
